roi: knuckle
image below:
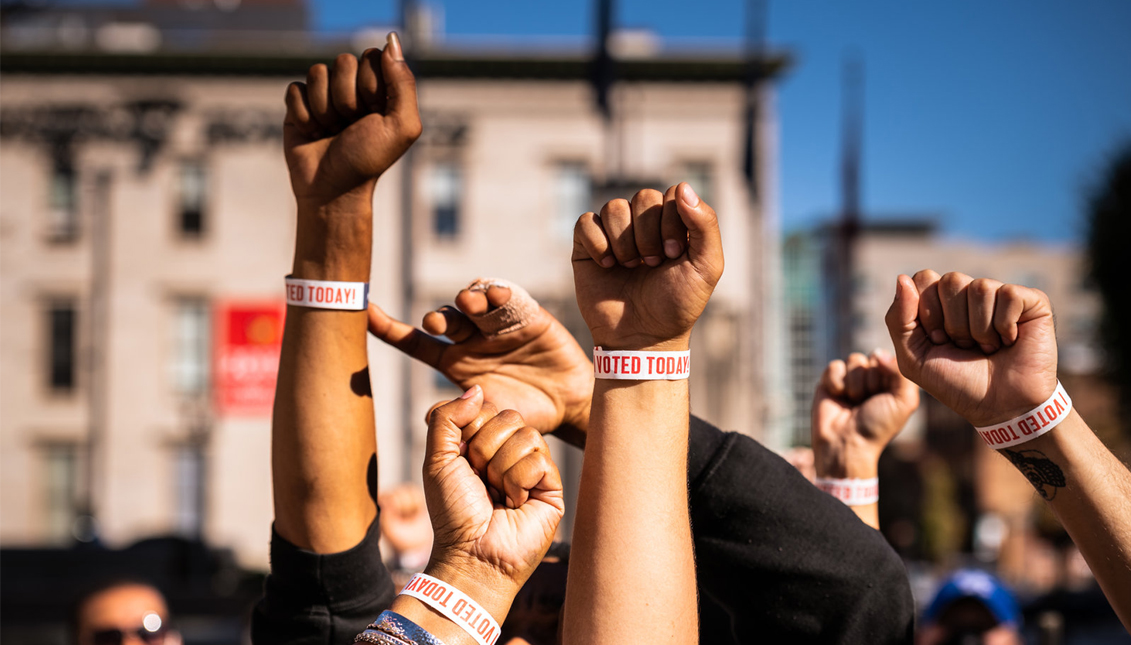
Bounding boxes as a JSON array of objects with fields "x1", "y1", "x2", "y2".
[
  {"x1": 938, "y1": 272, "x2": 967, "y2": 293},
  {"x1": 496, "y1": 409, "x2": 524, "y2": 427},
  {"x1": 631, "y1": 188, "x2": 663, "y2": 206},
  {"x1": 968, "y1": 278, "x2": 995, "y2": 298},
  {"x1": 335, "y1": 52, "x2": 356, "y2": 67},
  {"x1": 309, "y1": 63, "x2": 328, "y2": 79}
]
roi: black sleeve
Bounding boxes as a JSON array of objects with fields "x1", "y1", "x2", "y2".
[
  {"x1": 688, "y1": 415, "x2": 915, "y2": 645},
  {"x1": 251, "y1": 518, "x2": 396, "y2": 645}
]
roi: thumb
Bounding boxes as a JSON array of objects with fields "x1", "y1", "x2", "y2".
[
  {"x1": 675, "y1": 182, "x2": 724, "y2": 281},
  {"x1": 425, "y1": 385, "x2": 484, "y2": 469},
  {"x1": 884, "y1": 275, "x2": 924, "y2": 364},
  {"x1": 381, "y1": 32, "x2": 422, "y2": 136}
]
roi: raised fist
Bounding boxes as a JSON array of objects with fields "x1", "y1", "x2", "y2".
[
  {"x1": 572, "y1": 183, "x2": 724, "y2": 351},
  {"x1": 812, "y1": 349, "x2": 920, "y2": 477},
  {"x1": 283, "y1": 34, "x2": 422, "y2": 210},
  {"x1": 422, "y1": 386, "x2": 565, "y2": 601},
  {"x1": 884, "y1": 271, "x2": 1058, "y2": 428}
]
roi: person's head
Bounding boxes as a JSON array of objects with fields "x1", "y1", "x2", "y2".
[
  {"x1": 72, "y1": 579, "x2": 179, "y2": 645},
  {"x1": 917, "y1": 569, "x2": 1022, "y2": 645}
]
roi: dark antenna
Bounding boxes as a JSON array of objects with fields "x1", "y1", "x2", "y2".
[{"x1": 834, "y1": 52, "x2": 863, "y2": 357}]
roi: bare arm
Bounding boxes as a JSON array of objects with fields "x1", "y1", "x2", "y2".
[
  {"x1": 887, "y1": 271, "x2": 1131, "y2": 631},
  {"x1": 272, "y1": 36, "x2": 421, "y2": 553},
  {"x1": 811, "y1": 350, "x2": 919, "y2": 530},
  {"x1": 563, "y1": 184, "x2": 723, "y2": 644}
]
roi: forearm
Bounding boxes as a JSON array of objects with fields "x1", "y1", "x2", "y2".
[
  {"x1": 563, "y1": 379, "x2": 697, "y2": 644},
  {"x1": 1004, "y1": 411, "x2": 1131, "y2": 630},
  {"x1": 272, "y1": 197, "x2": 377, "y2": 553}
]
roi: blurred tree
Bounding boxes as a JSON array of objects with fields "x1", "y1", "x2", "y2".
[{"x1": 1087, "y1": 142, "x2": 1131, "y2": 441}]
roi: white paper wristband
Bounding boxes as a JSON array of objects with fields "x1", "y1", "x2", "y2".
[
  {"x1": 399, "y1": 573, "x2": 501, "y2": 645},
  {"x1": 974, "y1": 381, "x2": 1072, "y2": 450},
  {"x1": 285, "y1": 276, "x2": 368, "y2": 311},
  {"x1": 815, "y1": 477, "x2": 879, "y2": 506},
  {"x1": 593, "y1": 347, "x2": 691, "y2": 380}
]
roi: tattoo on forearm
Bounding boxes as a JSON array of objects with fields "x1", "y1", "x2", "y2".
[{"x1": 1002, "y1": 448, "x2": 1066, "y2": 501}]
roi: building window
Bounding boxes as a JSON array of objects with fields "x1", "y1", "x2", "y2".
[
  {"x1": 47, "y1": 301, "x2": 77, "y2": 392},
  {"x1": 430, "y1": 162, "x2": 462, "y2": 239},
  {"x1": 178, "y1": 160, "x2": 207, "y2": 237},
  {"x1": 43, "y1": 444, "x2": 78, "y2": 542},
  {"x1": 173, "y1": 444, "x2": 205, "y2": 537},
  {"x1": 679, "y1": 161, "x2": 714, "y2": 206},
  {"x1": 171, "y1": 299, "x2": 209, "y2": 395},
  {"x1": 48, "y1": 161, "x2": 79, "y2": 241},
  {"x1": 554, "y1": 162, "x2": 591, "y2": 240}
]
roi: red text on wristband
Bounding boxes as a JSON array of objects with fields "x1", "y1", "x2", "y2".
[
  {"x1": 974, "y1": 381, "x2": 1072, "y2": 450},
  {"x1": 399, "y1": 573, "x2": 500, "y2": 645},
  {"x1": 593, "y1": 347, "x2": 690, "y2": 380},
  {"x1": 285, "y1": 276, "x2": 368, "y2": 311},
  {"x1": 815, "y1": 477, "x2": 879, "y2": 506}
]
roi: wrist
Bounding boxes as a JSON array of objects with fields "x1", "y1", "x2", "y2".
[
  {"x1": 812, "y1": 437, "x2": 881, "y2": 479},
  {"x1": 591, "y1": 333, "x2": 691, "y2": 352},
  {"x1": 423, "y1": 556, "x2": 518, "y2": 624},
  {"x1": 293, "y1": 190, "x2": 375, "y2": 283}
]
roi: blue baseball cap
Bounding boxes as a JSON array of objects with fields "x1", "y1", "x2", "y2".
[{"x1": 923, "y1": 569, "x2": 1021, "y2": 626}]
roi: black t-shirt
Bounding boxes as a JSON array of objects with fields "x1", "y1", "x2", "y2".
[{"x1": 252, "y1": 415, "x2": 914, "y2": 645}]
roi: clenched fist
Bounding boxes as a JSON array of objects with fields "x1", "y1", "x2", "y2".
[
  {"x1": 422, "y1": 386, "x2": 565, "y2": 612},
  {"x1": 812, "y1": 349, "x2": 920, "y2": 478},
  {"x1": 572, "y1": 183, "x2": 724, "y2": 351},
  {"x1": 884, "y1": 271, "x2": 1058, "y2": 428}
]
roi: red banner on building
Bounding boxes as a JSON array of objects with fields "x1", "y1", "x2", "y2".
[{"x1": 214, "y1": 301, "x2": 285, "y2": 416}]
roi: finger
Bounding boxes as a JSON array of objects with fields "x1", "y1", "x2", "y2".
[
  {"x1": 993, "y1": 283, "x2": 1050, "y2": 347},
  {"x1": 459, "y1": 400, "x2": 500, "y2": 445},
  {"x1": 485, "y1": 284, "x2": 510, "y2": 309},
  {"x1": 818, "y1": 359, "x2": 848, "y2": 399},
  {"x1": 845, "y1": 352, "x2": 869, "y2": 402},
  {"x1": 967, "y1": 278, "x2": 1004, "y2": 353},
  {"x1": 455, "y1": 288, "x2": 489, "y2": 316},
  {"x1": 938, "y1": 272, "x2": 975, "y2": 349},
  {"x1": 601, "y1": 198, "x2": 639, "y2": 266},
  {"x1": 466, "y1": 409, "x2": 526, "y2": 475},
  {"x1": 630, "y1": 189, "x2": 664, "y2": 266},
  {"x1": 660, "y1": 184, "x2": 689, "y2": 259},
  {"x1": 381, "y1": 32, "x2": 423, "y2": 142},
  {"x1": 367, "y1": 303, "x2": 446, "y2": 368},
  {"x1": 674, "y1": 182, "x2": 724, "y2": 280},
  {"x1": 486, "y1": 426, "x2": 546, "y2": 503},
  {"x1": 912, "y1": 270, "x2": 947, "y2": 345},
  {"x1": 502, "y1": 450, "x2": 562, "y2": 509},
  {"x1": 571, "y1": 211, "x2": 615, "y2": 267},
  {"x1": 425, "y1": 386, "x2": 484, "y2": 468},
  {"x1": 284, "y1": 82, "x2": 322, "y2": 139},
  {"x1": 885, "y1": 274, "x2": 927, "y2": 365},
  {"x1": 873, "y1": 348, "x2": 920, "y2": 408},
  {"x1": 358, "y1": 47, "x2": 387, "y2": 113},
  {"x1": 865, "y1": 356, "x2": 884, "y2": 396},
  {"x1": 306, "y1": 63, "x2": 343, "y2": 132},
  {"x1": 330, "y1": 53, "x2": 362, "y2": 121},
  {"x1": 423, "y1": 306, "x2": 476, "y2": 343}
]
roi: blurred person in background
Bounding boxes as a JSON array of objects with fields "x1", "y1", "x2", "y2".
[
  {"x1": 377, "y1": 483, "x2": 432, "y2": 586},
  {"x1": 72, "y1": 580, "x2": 180, "y2": 645},
  {"x1": 916, "y1": 569, "x2": 1022, "y2": 645},
  {"x1": 886, "y1": 271, "x2": 1131, "y2": 633}
]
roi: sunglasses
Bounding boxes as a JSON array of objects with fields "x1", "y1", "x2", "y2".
[{"x1": 91, "y1": 626, "x2": 167, "y2": 645}]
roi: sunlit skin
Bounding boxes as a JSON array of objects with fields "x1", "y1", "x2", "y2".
[{"x1": 76, "y1": 584, "x2": 179, "y2": 645}]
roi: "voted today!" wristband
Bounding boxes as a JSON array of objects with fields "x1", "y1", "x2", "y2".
[
  {"x1": 285, "y1": 276, "x2": 369, "y2": 311},
  {"x1": 815, "y1": 477, "x2": 879, "y2": 506},
  {"x1": 973, "y1": 381, "x2": 1072, "y2": 450},
  {"x1": 593, "y1": 347, "x2": 691, "y2": 380},
  {"x1": 399, "y1": 573, "x2": 501, "y2": 645}
]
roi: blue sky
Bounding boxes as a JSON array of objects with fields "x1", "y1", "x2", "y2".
[{"x1": 316, "y1": 1, "x2": 1131, "y2": 242}]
